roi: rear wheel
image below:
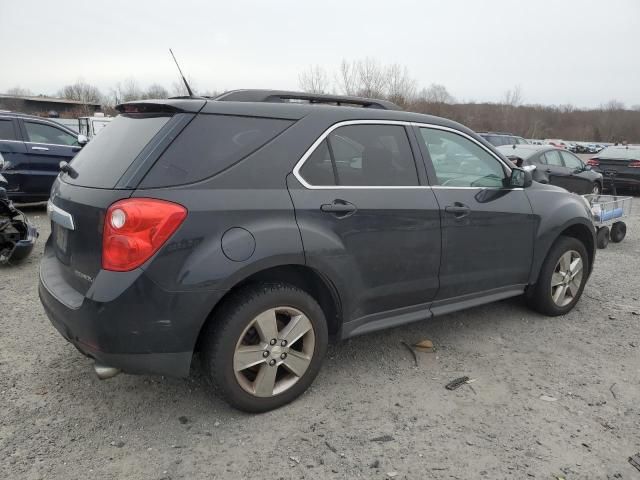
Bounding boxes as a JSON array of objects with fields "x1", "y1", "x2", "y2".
[
  {"x1": 527, "y1": 236, "x2": 589, "y2": 316},
  {"x1": 202, "y1": 283, "x2": 328, "y2": 412},
  {"x1": 610, "y1": 221, "x2": 626, "y2": 243},
  {"x1": 597, "y1": 227, "x2": 610, "y2": 249}
]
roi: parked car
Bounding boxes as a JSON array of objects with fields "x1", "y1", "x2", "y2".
[
  {"x1": 78, "y1": 114, "x2": 113, "y2": 140},
  {"x1": 499, "y1": 144, "x2": 603, "y2": 194},
  {"x1": 545, "y1": 139, "x2": 568, "y2": 149},
  {"x1": 588, "y1": 145, "x2": 640, "y2": 191},
  {"x1": 0, "y1": 112, "x2": 87, "y2": 202},
  {"x1": 479, "y1": 132, "x2": 529, "y2": 147},
  {"x1": 40, "y1": 90, "x2": 596, "y2": 412}
]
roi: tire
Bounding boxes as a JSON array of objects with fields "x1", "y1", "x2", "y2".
[
  {"x1": 610, "y1": 221, "x2": 626, "y2": 243},
  {"x1": 527, "y1": 235, "x2": 589, "y2": 316},
  {"x1": 591, "y1": 182, "x2": 601, "y2": 195},
  {"x1": 202, "y1": 283, "x2": 328, "y2": 413},
  {"x1": 597, "y1": 227, "x2": 610, "y2": 249}
]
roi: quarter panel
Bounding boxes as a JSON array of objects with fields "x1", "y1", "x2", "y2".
[{"x1": 134, "y1": 187, "x2": 306, "y2": 293}]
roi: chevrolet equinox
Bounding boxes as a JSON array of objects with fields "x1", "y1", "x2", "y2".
[{"x1": 39, "y1": 90, "x2": 596, "y2": 412}]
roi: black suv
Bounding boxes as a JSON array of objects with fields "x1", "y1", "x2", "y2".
[{"x1": 39, "y1": 90, "x2": 596, "y2": 412}]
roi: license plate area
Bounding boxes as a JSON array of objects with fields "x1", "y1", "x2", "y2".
[{"x1": 54, "y1": 223, "x2": 69, "y2": 253}]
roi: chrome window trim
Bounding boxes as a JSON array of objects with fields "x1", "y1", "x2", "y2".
[
  {"x1": 0, "y1": 139, "x2": 80, "y2": 148},
  {"x1": 292, "y1": 120, "x2": 512, "y2": 190},
  {"x1": 47, "y1": 200, "x2": 75, "y2": 231}
]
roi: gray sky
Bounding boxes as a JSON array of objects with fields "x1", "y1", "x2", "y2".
[{"x1": 1, "y1": 0, "x2": 639, "y2": 108}]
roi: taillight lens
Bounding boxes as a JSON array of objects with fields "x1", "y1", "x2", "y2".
[
  {"x1": 587, "y1": 158, "x2": 599, "y2": 166},
  {"x1": 102, "y1": 198, "x2": 187, "y2": 271},
  {"x1": 629, "y1": 160, "x2": 640, "y2": 168}
]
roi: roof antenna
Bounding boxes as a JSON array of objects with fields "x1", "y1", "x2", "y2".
[{"x1": 169, "y1": 48, "x2": 195, "y2": 97}]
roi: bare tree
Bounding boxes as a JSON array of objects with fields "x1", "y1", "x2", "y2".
[
  {"x1": 5, "y1": 86, "x2": 32, "y2": 96},
  {"x1": 602, "y1": 99, "x2": 625, "y2": 111},
  {"x1": 419, "y1": 84, "x2": 455, "y2": 104},
  {"x1": 336, "y1": 59, "x2": 358, "y2": 96},
  {"x1": 143, "y1": 84, "x2": 169, "y2": 100},
  {"x1": 111, "y1": 78, "x2": 143, "y2": 104},
  {"x1": 503, "y1": 85, "x2": 524, "y2": 107},
  {"x1": 58, "y1": 80, "x2": 103, "y2": 115},
  {"x1": 385, "y1": 64, "x2": 416, "y2": 107},
  {"x1": 298, "y1": 65, "x2": 330, "y2": 94},
  {"x1": 355, "y1": 58, "x2": 387, "y2": 98}
]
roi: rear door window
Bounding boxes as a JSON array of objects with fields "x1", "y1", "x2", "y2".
[
  {"x1": 297, "y1": 124, "x2": 419, "y2": 187},
  {"x1": 0, "y1": 119, "x2": 17, "y2": 140},
  {"x1": 24, "y1": 121, "x2": 77, "y2": 146},
  {"x1": 298, "y1": 139, "x2": 336, "y2": 186},
  {"x1": 560, "y1": 151, "x2": 583, "y2": 170},
  {"x1": 544, "y1": 150, "x2": 564, "y2": 166},
  {"x1": 64, "y1": 114, "x2": 173, "y2": 188},
  {"x1": 140, "y1": 114, "x2": 293, "y2": 188}
]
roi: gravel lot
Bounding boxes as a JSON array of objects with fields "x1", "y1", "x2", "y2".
[{"x1": 1, "y1": 198, "x2": 639, "y2": 480}]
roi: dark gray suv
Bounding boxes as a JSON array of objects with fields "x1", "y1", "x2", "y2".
[{"x1": 39, "y1": 90, "x2": 596, "y2": 412}]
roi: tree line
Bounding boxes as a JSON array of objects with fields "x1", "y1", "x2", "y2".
[{"x1": 3, "y1": 58, "x2": 639, "y2": 142}]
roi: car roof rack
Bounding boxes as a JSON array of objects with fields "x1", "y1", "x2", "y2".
[{"x1": 211, "y1": 89, "x2": 401, "y2": 110}]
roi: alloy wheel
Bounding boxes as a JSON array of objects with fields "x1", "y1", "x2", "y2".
[
  {"x1": 592, "y1": 183, "x2": 601, "y2": 195},
  {"x1": 233, "y1": 307, "x2": 315, "y2": 397},
  {"x1": 550, "y1": 250, "x2": 584, "y2": 307}
]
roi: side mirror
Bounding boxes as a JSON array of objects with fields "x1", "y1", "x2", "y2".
[
  {"x1": 523, "y1": 164, "x2": 536, "y2": 173},
  {"x1": 584, "y1": 164, "x2": 592, "y2": 171},
  {"x1": 509, "y1": 167, "x2": 532, "y2": 188},
  {"x1": 77, "y1": 134, "x2": 88, "y2": 146}
]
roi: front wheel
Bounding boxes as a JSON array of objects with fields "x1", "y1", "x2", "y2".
[
  {"x1": 202, "y1": 283, "x2": 328, "y2": 412},
  {"x1": 527, "y1": 236, "x2": 589, "y2": 316},
  {"x1": 591, "y1": 182, "x2": 601, "y2": 195}
]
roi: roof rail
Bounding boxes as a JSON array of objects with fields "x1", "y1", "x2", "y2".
[{"x1": 212, "y1": 89, "x2": 401, "y2": 110}]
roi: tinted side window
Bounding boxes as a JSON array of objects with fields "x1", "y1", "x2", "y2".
[
  {"x1": 544, "y1": 150, "x2": 564, "y2": 166},
  {"x1": 299, "y1": 139, "x2": 336, "y2": 186},
  {"x1": 141, "y1": 114, "x2": 293, "y2": 188},
  {"x1": 24, "y1": 122, "x2": 77, "y2": 146},
  {"x1": 560, "y1": 151, "x2": 582, "y2": 169},
  {"x1": 329, "y1": 124, "x2": 418, "y2": 186},
  {"x1": 419, "y1": 128, "x2": 507, "y2": 188},
  {"x1": 0, "y1": 119, "x2": 16, "y2": 140}
]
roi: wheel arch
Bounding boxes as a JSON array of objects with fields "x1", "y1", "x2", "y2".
[
  {"x1": 194, "y1": 264, "x2": 343, "y2": 353},
  {"x1": 529, "y1": 220, "x2": 595, "y2": 287}
]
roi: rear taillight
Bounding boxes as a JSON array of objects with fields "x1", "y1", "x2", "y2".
[
  {"x1": 629, "y1": 160, "x2": 640, "y2": 168},
  {"x1": 587, "y1": 158, "x2": 599, "y2": 166},
  {"x1": 102, "y1": 198, "x2": 187, "y2": 271}
]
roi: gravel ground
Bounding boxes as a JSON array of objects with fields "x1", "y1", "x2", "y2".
[{"x1": 1, "y1": 198, "x2": 639, "y2": 480}]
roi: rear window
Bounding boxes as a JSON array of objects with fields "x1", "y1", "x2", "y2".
[
  {"x1": 139, "y1": 114, "x2": 293, "y2": 188},
  {"x1": 64, "y1": 114, "x2": 172, "y2": 188},
  {"x1": 597, "y1": 146, "x2": 640, "y2": 159}
]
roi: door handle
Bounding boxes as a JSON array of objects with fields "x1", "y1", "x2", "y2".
[
  {"x1": 545, "y1": 168, "x2": 552, "y2": 173},
  {"x1": 31, "y1": 146, "x2": 49, "y2": 151},
  {"x1": 445, "y1": 203, "x2": 471, "y2": 218},
  {"x1": 320, "y1": 199, "x2": 357, "y2": 217}
]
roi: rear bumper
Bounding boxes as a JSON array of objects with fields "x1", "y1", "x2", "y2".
[{"x1": 38, "y1": 240, "x2": 225, "y2": 377}]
